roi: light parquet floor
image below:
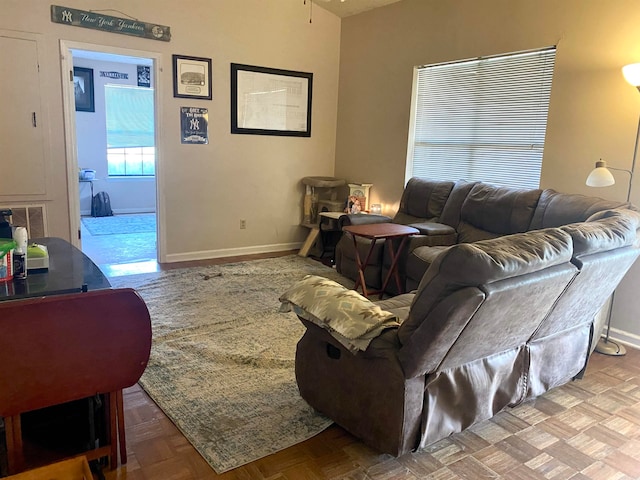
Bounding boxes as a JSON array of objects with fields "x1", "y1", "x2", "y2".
[{"x1": 105, "y1": 347, "x2": 640, "y2": 480}]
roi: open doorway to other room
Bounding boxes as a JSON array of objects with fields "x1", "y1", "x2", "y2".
[{"x1": 72, "y1": 49, "x2": 159, "y2": 277}]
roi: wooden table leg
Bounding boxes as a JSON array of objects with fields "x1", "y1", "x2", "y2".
[
  {"x1": 351, "y1": 235, "x2": 380, "y2": 298},
  {"x1": 116, "y1": 389, "x2": 127, "y2": 465},
  {"x1": 379, "y1": 236, "x2": 409, "y2": 298},
  {"x1": 108, "y1": 391, "x2": 118, "y2": 469},
  {"x1": 5, "y1": 414, "x2": 24, "y2": 475}
]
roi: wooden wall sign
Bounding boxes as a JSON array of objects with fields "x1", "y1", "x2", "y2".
[{"x1": 51, "y1": 5, "x2": 171, "y2": 42}]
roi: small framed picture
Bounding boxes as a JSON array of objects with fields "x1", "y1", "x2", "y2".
[
  {"x1": 137, "y1": 65, "x2": 151, "y2": 87},
  {"x1": 73, "y1": 67, "x2": 95, "y2": 112},
  {"x1": 173, "y1": 55, "x2": 212, "y2": 100}
]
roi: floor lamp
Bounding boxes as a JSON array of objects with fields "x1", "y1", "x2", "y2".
[{"x1": 585, "y1": 62, "x2": 640, "y2": 356}]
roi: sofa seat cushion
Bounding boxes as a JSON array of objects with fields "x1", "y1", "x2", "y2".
[
  {"x1": 280, "y1": 275, "x2": 399, "y2": 352},
  {"x1": 405, "y1": 246, "x2": 450, "y2": 291},
  {"x1": 375, "y1": 293, "x2": 414, "y2": 322}
]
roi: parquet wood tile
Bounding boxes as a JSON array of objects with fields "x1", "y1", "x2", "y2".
[
  {"x1": 472, "y1": 445, "x2": 522, "y2": 475},
  {"x1": 3, "y1": 347, "x2": 637, "y2": 480}
]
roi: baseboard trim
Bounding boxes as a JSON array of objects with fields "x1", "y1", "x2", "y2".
[
  {"x1": 164, "y1": 242, "x2": 303, "y2": 263},
  {"x1": 605, "y1": 327, "x2": 640, "y2": 350},
  {"x1": 80, "y1": 209, "x2": 156, "y2": 216}
]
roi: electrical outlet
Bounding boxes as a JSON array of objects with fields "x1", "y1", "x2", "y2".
[{"x1": 240, "y1": 219, "x2": 246, "y2": 229}]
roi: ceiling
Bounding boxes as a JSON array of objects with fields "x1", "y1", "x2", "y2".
[{"x1": 314, "y1": 0, "x2": 403, "y2": 18}]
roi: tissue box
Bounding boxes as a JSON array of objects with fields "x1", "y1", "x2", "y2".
[{"x1": 27, "y1": 244, "x2": 49, "y2": 270}]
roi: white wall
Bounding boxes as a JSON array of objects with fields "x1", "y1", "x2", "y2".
[{"x1": 0, "y1": 0, "x2": 341, "y2": 261}]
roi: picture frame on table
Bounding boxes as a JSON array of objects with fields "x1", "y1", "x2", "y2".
[
  {"x1": 73, "y1": 67, "x2": 95, "y2": 113},
  {"x1": 173, "y1": 55, "x2": 213, "y2": 100},
  {"x1": 231, "y1": 63, "x2": 313, "y2": 137}
]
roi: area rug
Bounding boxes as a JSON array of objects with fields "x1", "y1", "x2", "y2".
[
  {"x1": 110, "y1": 255, "x2": 353, "y2": 473},
  {"x1": 82, "y1": 213, "x2": 156, "y2": 236}
]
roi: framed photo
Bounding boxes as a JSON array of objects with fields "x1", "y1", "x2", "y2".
[
  {"x1": 73, "y1": 67, "x2": 95, "y2": 112},
  {"x1": 231, "y1": 63, "x2": 312, "y2": 137},
  {"x1": 137, "y1": 65, "x2": 151, "y2": 87},
  {"x1": 173, "y1": 55, "x2": 212, "y2": 100}
]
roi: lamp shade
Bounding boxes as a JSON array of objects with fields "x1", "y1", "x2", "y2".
[
  {"x1": 586, "y1": 160, "x2": 616, "y2": 187},
  {"x1": 622, "y1": 63, "x2": 640, "y2": 87}
]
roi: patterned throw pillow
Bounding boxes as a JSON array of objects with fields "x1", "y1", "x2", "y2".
[{"x1": 279, "y1": 275, "x2": 399, "y2": 352}]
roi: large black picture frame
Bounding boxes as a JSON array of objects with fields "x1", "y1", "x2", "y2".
[
  {"x1": 231, "y1": 63, "x2": 312, "y2": 137},
  {"x1": 73, "y1": 67, "x2": 95, "y2": 113}
]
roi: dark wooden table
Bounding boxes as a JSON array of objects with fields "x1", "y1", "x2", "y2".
[
  {"x1": 0, "y1": 237, "x2": 110, "y2": 301},
  {"x1": 342, "y1": 223, "x2": 419, "y2": 298}
]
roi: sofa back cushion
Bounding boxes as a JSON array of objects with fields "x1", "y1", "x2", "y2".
[
  {"x1": 530, "y1": 189, "x2": 629, "y2": 230},
  {"x1": 531, "y1": 210, "x2": 639, "y2": 345},
  {"x1": 393, "y1": 178, "x2": 455, "y2": 225},
  {"x1": 562, "y1": 209, "x2": 640, "y2": 257},
  {"x1": 438, "y1": 180, "x2": 479, "y2": 228},
  {"x1": 456, "y1": 184, "x2": 542, "y2": 243},
  {"x1": 397, "y1": 228, "x2": 575, "y2": 378}
]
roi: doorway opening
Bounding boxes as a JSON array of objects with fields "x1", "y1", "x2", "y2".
[{"x1": 61, "y1": 43, "x2": 163, "y2": 277}]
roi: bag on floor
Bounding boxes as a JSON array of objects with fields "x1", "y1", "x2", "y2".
[{"x1": 92, "y1": 191, "x2": 113, "y2": 217}]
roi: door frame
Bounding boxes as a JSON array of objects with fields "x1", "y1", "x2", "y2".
[{"x1": 59, "y1": 40, "x2": 166, "y2": 262}]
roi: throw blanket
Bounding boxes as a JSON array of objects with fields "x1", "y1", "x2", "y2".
[{"x1": 279, "y1": 275, "x2": 399, "y2": 352}]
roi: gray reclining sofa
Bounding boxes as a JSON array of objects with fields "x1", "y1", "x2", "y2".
[{"x1": 288, "y1": 178, "x2": 640, "y2": 456}]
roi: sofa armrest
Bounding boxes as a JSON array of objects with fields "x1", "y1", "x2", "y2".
[
  {"x1": 280, "y1": 275, "x2": 399, "y2": 353},
  {"x1": 408, "y1": 222, "x2": 455, "y2": 236},
  {"x1": 405, "y1": 222, "x2": 458, "y2": 249},
  {"x1": 407, "y1": 233, "x2": 458, "y2": 251},
  {"x1": 339, "y1": 213, "x2": 393, "y2": 229}
]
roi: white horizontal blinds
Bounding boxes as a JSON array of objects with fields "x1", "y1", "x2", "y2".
[
  {"x1": 105, "y1": 85, "x2": 155, "y2": 148},
  {"x1": 410, "y1": 47, "x2": 556, "y2": 189}
]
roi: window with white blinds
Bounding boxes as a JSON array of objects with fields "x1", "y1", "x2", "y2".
[
  {"x1": 406, "y1": 47, "x2": 556, "y2": 189},
  {"x1": 105, "y1": 85, "x2": 156, "y2": 177}
]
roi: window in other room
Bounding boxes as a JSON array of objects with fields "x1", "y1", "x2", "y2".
[
  {"x1": 406, "y1": 47, "x2": 556, "y2": 189},
  {"x1": 105, "y1": 85, "x2": 155, "y2": 176}
]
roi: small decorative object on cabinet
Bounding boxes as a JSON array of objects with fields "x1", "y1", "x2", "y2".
[{"x1": 347, "y1": 183, "x2": 373, "y2": 213}]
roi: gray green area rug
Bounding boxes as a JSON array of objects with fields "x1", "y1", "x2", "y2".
[
  {"x1": 110, "y1": 255, "x2": 353, "y2": 473},
  {"x1": 82, "y1": 213, "x2": 156, "y2": 236}
]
